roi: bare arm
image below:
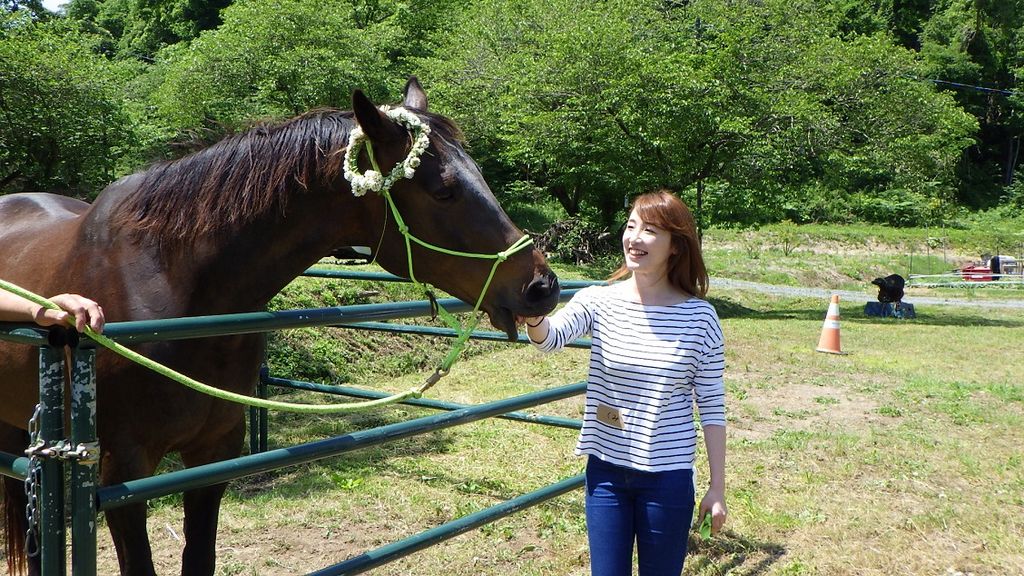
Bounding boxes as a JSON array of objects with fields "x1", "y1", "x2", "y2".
[
  {"x1": 0, "y1": 290, "x2": 39, "y2": 322},
  {"x1": 699, "y1": 423, "x2": 727, "y2": 534},
  {"x1": 0, "y1": 290, "x2": 105, "y2": 333}
]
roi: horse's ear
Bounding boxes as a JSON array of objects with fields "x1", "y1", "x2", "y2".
[
  {"x1": 352, "y1": 89, "x2": 405, "y2": 142},
  {"x1": 402, "y1": 77, "x2": 428, "y2": 112}
]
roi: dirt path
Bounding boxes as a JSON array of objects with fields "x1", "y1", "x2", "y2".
[{"x1": 712, "y1": 277, "x2": 1024, "y2": 309}]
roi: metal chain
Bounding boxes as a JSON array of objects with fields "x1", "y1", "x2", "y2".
[{"x1": 24, "y1": 402, "x2": 42, "y2": 558}]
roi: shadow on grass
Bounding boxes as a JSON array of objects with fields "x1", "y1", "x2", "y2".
[
  {"x1": 187, "y1": 401, "x2": 463, "y2": 501},
  {"x1": 228, "y1": 427, "x2": 459, "y2": 501},
  {"x1": 710, "y1": 297, "x2": 822, "y2": 322},
  {"x1": 845, "y1": 314, "x2": 1024, "y2": 328},
  {"x1": 686, "y1": 530, "x2": 786, "y2": 575},
  {"x1": 710, "y1": 296, "x2": 1024, "y2": 328}
]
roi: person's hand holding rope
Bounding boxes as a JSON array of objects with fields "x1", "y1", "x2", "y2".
[
  {"x1": 34, "y1": 294, "x2": 105, "y2": 333},
  {"x1": 0, "y1": 287, "x2": 105, "y2": 333}
]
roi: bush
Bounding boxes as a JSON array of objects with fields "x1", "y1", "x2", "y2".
[
  {"x1": 532, "y1": 217, "x2": 618, "y2": 265},
  {"x1": 849, "y1": 189, "x2": 943, "y2": 227},
  {"x1": 773, "y1": 220, "x2": 802, "y2": 255},
  {"x1": 500, "y1": 181, "x2": 566, "y2": 233},
  {"x1": 999, "y1": 179, "x2": 1024, "y2": 214},
  {"x1": 782, "y1": 184, "x2": 856, "y2": 224},
  {"x1": 0, "y1": 13, "x2": 135, "y2": 195}
]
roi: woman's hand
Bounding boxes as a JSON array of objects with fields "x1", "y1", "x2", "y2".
[
  {"x1": 38, "y1": 294, "x2": 105, "y2": 333},
  {"x1": 516, "y1": 315, "x2": 548, "y2": 343},
  {"x1": 516, "y1": 315, "x2": 546, "y2": 328},
  {"x1": 698, "y1": 488, "x2": 727, "y2": 535}
]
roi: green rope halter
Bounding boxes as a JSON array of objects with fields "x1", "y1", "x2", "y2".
[{"x1": 353, "y1": 110, "x2": 535, "y2": 392}]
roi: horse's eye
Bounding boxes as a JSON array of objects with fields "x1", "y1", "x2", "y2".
[{"x1": 432, "y1": 187, "x2": 456, "y2": 202}]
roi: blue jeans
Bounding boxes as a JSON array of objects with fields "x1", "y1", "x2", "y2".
[{"x1": 585, "y1": 455, "x2": 695, "y2": 576}]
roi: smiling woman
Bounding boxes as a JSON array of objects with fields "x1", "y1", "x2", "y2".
[{"x1": 520, "y1": 189, "x2": 727, "y2": 576}]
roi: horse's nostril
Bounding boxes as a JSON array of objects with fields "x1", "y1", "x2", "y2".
[
  {"x1": 525, "y1": 273, "x2": 559, "y2": 302},
  {"x1": 548, "y1": 274, "x2": 560, "y2": 294}
]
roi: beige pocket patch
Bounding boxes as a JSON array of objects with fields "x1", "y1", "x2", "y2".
[{"x1": 595, "y1": 404, "x2": 624, "y2": 429}]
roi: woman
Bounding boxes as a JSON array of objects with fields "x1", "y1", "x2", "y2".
[
  {"x1": 521, "y1": 189, "x2": 726, "y2": 575},
  {"x1": 0, "y1": 289, "x2": 105, "y2": 333}
]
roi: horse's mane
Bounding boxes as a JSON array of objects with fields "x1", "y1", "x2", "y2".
[
  {"x1": 111, "y1": 108, "x2": 464, "y2": 242},
  {"x1": 111, "y1": 109, "x2": 353, "y2": 241}
]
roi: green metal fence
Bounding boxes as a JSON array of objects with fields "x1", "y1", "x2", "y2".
[{"x1": 0, "y1": 272, "x2": 600, "y2": 575}]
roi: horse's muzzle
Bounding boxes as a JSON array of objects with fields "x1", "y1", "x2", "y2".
[{"x1": 524, "y1": 271, "x2": 560, "y2": 313}]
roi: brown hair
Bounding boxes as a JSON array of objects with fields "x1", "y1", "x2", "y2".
[{"x1": 609, "y1": 189, "x2": 709, "y2": 298}]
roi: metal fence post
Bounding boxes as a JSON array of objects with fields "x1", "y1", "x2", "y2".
[
  {"x1": 37, "y1": 345, "x2": 66, "y2": 576},
  {"x1": 258, "y1": 365, "x2": 269, "y2": 453},
  {"x1": 70, "y1": 345, "x2": 98, "y2": 576},
  {"x1": 249, "y1": 366, "x2": 270, "y2": 454}
]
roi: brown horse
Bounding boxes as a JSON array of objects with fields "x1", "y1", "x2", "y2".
[{"x1": 0, "y1": 78, "x2": 559, "y2": 575}]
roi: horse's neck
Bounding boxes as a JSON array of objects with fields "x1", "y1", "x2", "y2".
[
  {"x1": 166, "y1": 186, "x2": 376, "y2": 313},
  {"x1": 87, "y1": 116, "x2": 388, "y2": 315}
]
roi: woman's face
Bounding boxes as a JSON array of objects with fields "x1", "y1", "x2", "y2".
[{"x1": 622, "y1": 208, "x2": 674, "y2": 275}]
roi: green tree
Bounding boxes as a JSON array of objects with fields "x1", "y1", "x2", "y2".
[
  {"x1": 425, "y1": 0, "x2": 718, "y2": 224},
  {"x1": 831, "y1": 0, "x2": 932, "y2": 49},
  {"x1": 0, "y1": 11, "x2": 135, "y2": 195},
  {"x1": 919, "y1": 0, "x2": 1024, "y2": 209},
  {"x1": 64, "y1": 0, "x2": 231, "y2": 60},
  {"x1": 670, "y1": 0, "x2": 976, "y2": 226},
  {"x1": 149, "y1": 0, "x2": 399, "y2": 135},
  {"x1": 2, "y1": 0, "x2": 50, "y2": 18},
  {"x1": 424, "y1": 0, "x2": 975, "y2": 227}
]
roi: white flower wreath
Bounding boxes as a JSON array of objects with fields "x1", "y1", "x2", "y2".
[{"x1": 343, "y1": 106, "x2": 432, "y2": 197}]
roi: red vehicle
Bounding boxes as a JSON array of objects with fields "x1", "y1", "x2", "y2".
[
  {"x1": 960, "y1": 264, "x2": 993, "y2": 281},
  {"x1": 960, "y1": 256, "x2": 1018, "y2": 281}
]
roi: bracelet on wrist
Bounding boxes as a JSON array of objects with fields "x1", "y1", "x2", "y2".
[{"x1": 526, "y1": 319, "x2": 544, "y2": 328}]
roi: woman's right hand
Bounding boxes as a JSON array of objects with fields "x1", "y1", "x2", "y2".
[{"x1": 516, "y1": 315, "x2": 546, "y2": 328}]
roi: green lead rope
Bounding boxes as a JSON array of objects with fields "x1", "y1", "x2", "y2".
[
  {"x1": 365, "y1": 139, "x2": 535, "y2": 391},
  {"x1": 1, "y1": 278, "x2": 433, "y2": 413},
  {"x1": 375, "y1": 189, "x2": 533, "y2": 393}
]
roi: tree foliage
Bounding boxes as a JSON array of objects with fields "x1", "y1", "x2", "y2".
[
  {"x1": 420, "y1": 0, "x2": 976, "y2": 226},
  {"x1": 151, "y1": 0, "x2": 396, "y2": 130},
  {"x1": 0, "y1": 11, "x2": 134, "y2": 195},
  {"x1": 918, "y1": 0, "x2": 1024, "y2": 209},
  {"x1": 424, "y1": 0, "x2": 711, "y2": 223},
  {"x1": 63, "y1": 0, "x2": 231, "y2": 60},
  {"x1": 1, "y1": 0, "x2": 1021, "y2": 227}
]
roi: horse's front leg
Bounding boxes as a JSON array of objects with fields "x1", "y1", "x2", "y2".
[
  {"x1": 179, "y1": 419, "x2": 246, "y2": 576},
  {"x1": 105, "y1": 504, "x2": 156, "y2": 576},
  {"x1": 101, "y1": 444, "x2": 163, "y2": 576}
]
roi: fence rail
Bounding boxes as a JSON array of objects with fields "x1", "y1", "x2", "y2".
[{"x1": 908, "y1": 272, "x2": 1024, "y2": 288}]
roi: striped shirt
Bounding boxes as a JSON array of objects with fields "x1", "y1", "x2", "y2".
[{"x1": 532, "y1": 285, "x2": 726, "y2": 472}]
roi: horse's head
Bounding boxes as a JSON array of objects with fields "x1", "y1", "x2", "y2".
[{"x1": 349, "y1": 78, "x2": 559, "y2": 338}]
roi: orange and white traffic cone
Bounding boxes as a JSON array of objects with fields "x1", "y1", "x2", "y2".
[{"x1": 815, "y1": 294, "x2": 847, "y2": 355}]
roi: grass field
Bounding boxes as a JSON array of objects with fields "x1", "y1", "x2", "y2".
[{"x1": 79, "y1": 227, "x2": 1024, "y2": 575}]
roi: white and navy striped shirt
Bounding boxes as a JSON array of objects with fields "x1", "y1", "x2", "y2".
[{"x1": 532, "y1": 285, "x2": 726, "y2": 472}]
